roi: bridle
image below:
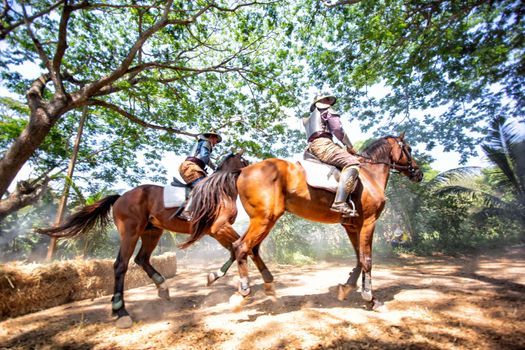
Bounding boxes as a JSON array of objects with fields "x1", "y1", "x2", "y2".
[
  {"x1": 390, "y1": 138, "x2": 419, "y2": 179},
  {"x1": 358, "y1": 137, "x2": 419, "y2": 178}
]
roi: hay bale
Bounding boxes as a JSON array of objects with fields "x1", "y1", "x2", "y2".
[{"x1": 0, "y1": 253, "x2": 176, "y2": 320}]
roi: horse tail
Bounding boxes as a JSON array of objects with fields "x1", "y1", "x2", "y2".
[
  {"x1": 35, "y1": 194, "x2": 121, "y2": 238},
  {"x1": 179, "y1": 171, "x2": 240, "y2": 249}
]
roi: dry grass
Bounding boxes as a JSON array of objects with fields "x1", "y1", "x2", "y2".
[{"x1": 0, "y1": 253, "x2": 176, "y2": 320}]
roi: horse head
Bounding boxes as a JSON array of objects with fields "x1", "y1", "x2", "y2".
[
  {"x1": 216, "y1": 149, "x2": 250, "y2": 172},
  {"x1": 387, "y1": 132, "x2": 423, "y2": 182}
]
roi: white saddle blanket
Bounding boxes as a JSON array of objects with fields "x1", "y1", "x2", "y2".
[
  {"x1": 163, "y1": 185, "x2": 187, "y2": 209},
  {"x1": 298, "y1": 159, "x2": 340, "y2": 192}
]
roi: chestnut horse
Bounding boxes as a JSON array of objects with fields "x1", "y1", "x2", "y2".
[
  {"x1": 182, "y1": 133, "x2": 423, "y2": 309},
  {"x1": 36, "y1": 152, "x2": 273, "y2": 328}
]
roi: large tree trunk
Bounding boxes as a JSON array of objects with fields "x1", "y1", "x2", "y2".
[
  {"x1": 0, "y1": 107, "x2": 59, "y2": 197},
  {"x1": 0, "y1": 92, "x2": 69, "y2": 222}
]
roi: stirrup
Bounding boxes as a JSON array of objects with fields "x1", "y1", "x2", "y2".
[
  {"x1": 331, "y1": 202, "x2": 359, "y2": 218},
  {"x1": 177, "y1": 209, "x2": 192, "y2": 221}
]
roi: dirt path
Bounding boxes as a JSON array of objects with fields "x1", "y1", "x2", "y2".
[{"x1": 1, "y1": 246, "x2": 524, "y2": 350}]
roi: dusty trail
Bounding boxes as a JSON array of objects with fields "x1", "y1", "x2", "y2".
[{"x1": 1, "y1": 246, "x2": 524, "y2": 350}]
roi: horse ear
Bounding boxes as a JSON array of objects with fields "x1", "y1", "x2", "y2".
[{"x1": 399, "y1": 131, "x2": 405, "y2": 140}]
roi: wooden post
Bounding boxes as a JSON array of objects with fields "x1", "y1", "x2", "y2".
[{"x1": 46, "y1": 107, "x2": 88, "y2": 261}]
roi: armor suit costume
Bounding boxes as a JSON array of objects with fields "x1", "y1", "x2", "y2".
[
  {"x1": 176, "y1": 131, "x2": 222, "y2": 220},
  {"x1": 303, "y1": 95, "x2": 360, "y2": 217}
]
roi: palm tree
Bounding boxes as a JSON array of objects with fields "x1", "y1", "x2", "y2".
[{"x1": 433, "y1": 116, "x2": 525, "y2": 232}]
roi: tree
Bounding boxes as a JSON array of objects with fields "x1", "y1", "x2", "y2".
[{"x1": 0, "y1": 1, "x2": 302, "y2": 220}]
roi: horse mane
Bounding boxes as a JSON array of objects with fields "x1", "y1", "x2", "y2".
[
  {"x1": 360, "y1": 136, "x2": 395, "y2": 161},
  {"x1": 179, "y1": 171, "x2": 240, "y2": 249}
]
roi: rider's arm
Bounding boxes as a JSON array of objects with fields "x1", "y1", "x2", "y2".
[
  {"x1": 323, "y1": 109, "x2": 356, "y2": 153},
  {"x1": 197, "y1": 140, "x2": 212, "y2": 167}
]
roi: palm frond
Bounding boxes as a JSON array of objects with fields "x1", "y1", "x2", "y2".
[
  {"x1": 480, "y1": 116, "x2": 525, "y2": 200},
  {"x1": 65, "y1": 176, "x2": 87, "y2": 205},
  {"x1": 482, "y1": 144, "x2": 519, "y2": 191},
  {"x1": 426, "y1": 167, "x2": 481, "y2": 189},
  {"x1": 508, "y1": 140, "x2": 525, "y2": 198}
]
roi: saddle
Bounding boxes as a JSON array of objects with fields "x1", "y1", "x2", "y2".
[
  {"x1": 300, "y1": 151, "x2": 358, "y2": 219},
  {"x1": 163, "y1": 177, "x2": 191, "y2": 209},
  {"x1": 298, "y1": 151, "x2": 340, "y2": 192}
]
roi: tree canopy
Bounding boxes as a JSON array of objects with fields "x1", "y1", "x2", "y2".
[{"x1": 1, "y1": 0, "x2": 523, "y2": 222}]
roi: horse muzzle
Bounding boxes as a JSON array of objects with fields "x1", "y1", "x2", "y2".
[{"x1": 409, "y1": 169, "x2": 424, "y2": 182}]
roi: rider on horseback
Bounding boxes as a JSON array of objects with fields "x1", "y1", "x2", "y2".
[
  {"x1": 303, "y1": 95, "x2": 360, "y2": 217},
  {"x1": 176, "y1": 131, "x2": 222, "y2": 220}
]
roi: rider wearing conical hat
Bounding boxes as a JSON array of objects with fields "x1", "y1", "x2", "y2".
[
  {"x1": 177, "y1": 131, "x2": 222, "y2": 220},
  {"x1": 179, "y1": 131, "x2": 222, "y2": 185},
  {"x1": 303, "y1": 95, "x2": 360, "y2": 217}
]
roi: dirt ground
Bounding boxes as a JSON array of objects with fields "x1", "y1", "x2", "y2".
[{"x1": 1, "y1": 246, "x2": 524, "y2": 350}]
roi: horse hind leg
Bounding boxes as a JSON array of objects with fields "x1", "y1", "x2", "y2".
[
  {"x1": 251, "y1": 244, "x2": 275, "y2": 296},
  {"x1": 112, "y1": 229, "x2": 140, "y2": 329},
  {"x1": 134, "y1": 228, "x2": 170, "y2": 300},
  {"x1": 338, "y1": 226, "x2": 362, "y2": 301}
]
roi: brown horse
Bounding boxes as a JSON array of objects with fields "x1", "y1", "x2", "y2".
[
  {"x1": 182, "y1": 133, "x2": 423, "y2": 309},
  {"x1": 36, "y1": 152, "x2": 274, "y2": 328}
]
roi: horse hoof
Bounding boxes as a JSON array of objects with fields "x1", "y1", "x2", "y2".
[
  {"x1": 158, "y1": 287, "x2": 170, "y2": 300},
  {"x1": 337, "y1": 284, "x2": 353, "y2": 301},
  {"x1": 361, "y1": 290, "x2": 373, "y2": 302},
  {"x1": 264, "y1": 283, "x2": 276, "y2": 296},
  {"x1": 371, "y1": 299, "x2": 385, "y2": 311},
  {"x1": 207, "y1": 272, "x2": 218, "y2": 286},
  {"x1": 229, "y1": 293, "x2": 246, "y2": 312},
  {"x1": 116, "y1": 315, "x2": 133, "y2": 329}
]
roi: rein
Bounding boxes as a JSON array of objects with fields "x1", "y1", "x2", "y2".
[{"x1": 356, "y1": 138, "x2": 418, "y2": 176}]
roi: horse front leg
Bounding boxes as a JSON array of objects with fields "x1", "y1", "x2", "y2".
[
  {"x1": 206, "y1": 222, "x2": 240, "y2": 286},
  {"x1": 234, "y1": 239, "x2": 251, "y2": 296},
  {"x1": 358, "y1": 222, "x2": 383, "y2": 310},
  {"x1": 207, "y1": 254, "x2": 235, "y2": 286}
]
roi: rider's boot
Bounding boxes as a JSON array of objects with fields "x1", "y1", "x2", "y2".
[
  {"x1": 177, "y1": 195, "x2": 194, "y2": 221},
  {"x1": 169, "y1": 195, "x2": 193, "y2": 222},
  {"x1": 331, "y1": 166, "x2": 359, "y2": 217}
]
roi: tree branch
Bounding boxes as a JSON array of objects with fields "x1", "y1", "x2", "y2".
[
  {"x1": 26, "y1": 73, "x2": 51, "y2": 110},
  {"x1": 0, "y1": 178, "x2": 50, "y2": 222},
  {"x1": 0, "y1": 0, "x2": 64, "y2": 40},
  {"x1": 85, "y1": 99, "x2": 197, "y2": 137},
  {"x1": 322, "y1": 0, "x2": 362, "y2": 8},
  {"x1": 210, "y1": 1, "x2": 279, "y2": 12},
  {"x1": 53, "y1": 3, "x2": 74, "y2": 75},
  {"x1": 21, "y1": 4, "x2": 52, "y2": 70},
  {"x1": 84, "y1": 0, "x2": 174, "y2": 95}
]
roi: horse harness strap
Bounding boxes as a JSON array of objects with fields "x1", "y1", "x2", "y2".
[{"x1": 356, "y1": 139, "x2": 418, "y2": 177}]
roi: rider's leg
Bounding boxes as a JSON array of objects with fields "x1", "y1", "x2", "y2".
[
  {"x1": 331, "y1": 165, "x2": 359, "y2": 217},
  {"x1": 178, "y1": 176, "x2": 204, "y2": 221}
]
